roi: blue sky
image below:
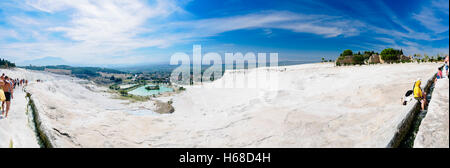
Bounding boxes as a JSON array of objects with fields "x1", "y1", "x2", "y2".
[{"x1": 0, "y1": 0, "x2": 448, "y2": 66}]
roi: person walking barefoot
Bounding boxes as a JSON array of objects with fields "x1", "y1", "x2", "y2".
[
  {"x1": 0, "y1": 80, "x2": 4, "y2": 119},
  {"x1": 2, "y1": 76, "x2": 14, "y2": 118}
]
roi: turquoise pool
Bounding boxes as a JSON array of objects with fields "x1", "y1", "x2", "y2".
[{"x1": 128, "y1": 85, "x2": 174, "y2": 96}]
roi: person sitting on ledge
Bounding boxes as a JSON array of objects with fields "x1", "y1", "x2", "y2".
[{"x1": 413, "y1": 79, "x2": 427, "y2": 111}]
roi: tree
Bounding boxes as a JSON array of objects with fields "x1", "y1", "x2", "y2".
[
  {"x1": 424, "y1": 53, "x2": 429, "y2": 62},
  {"x1": 352, "y1": 55, "x2": 365, "y2": 65},
  {"x1": 437, "y1": 53, "x2": 444, "y2": 61},
  {"x1": 115, "y1": 78, "x2": 123, "y2": 83},
  {"x1": 0, "y1": 58, "x2": 15, "y2": 68},
  {"x1": 342, "y1": 49, "x2": 353, "y2": 56},
  {"x1": 413, "y1": 53, "x2": 422, "y2": 61},
  {"x1": 119, "y1": 90, "x2": 128, "y2": 96},
  {"x1": 380, "y1": 48, "x2": 401, "y2": 62},
  {"x1": 363, "y1": 51, "x2": 373, "y2": 60}
]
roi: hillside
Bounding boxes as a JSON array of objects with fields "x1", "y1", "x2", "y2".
[{"x1": 20, "y1": 65, "x2": 126, "y2": 79}]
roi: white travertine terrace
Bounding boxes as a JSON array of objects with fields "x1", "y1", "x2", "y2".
[
  {"x1": 414, "y1": 76, "x2": 449, "y2": 148},
  {"x1": 0, "y1": 63, "x2": 442, "y2": 148}
]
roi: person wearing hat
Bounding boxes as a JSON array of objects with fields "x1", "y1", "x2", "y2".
[{"x1": 413, "y1": 79, "x2": 427, "y2": 111}]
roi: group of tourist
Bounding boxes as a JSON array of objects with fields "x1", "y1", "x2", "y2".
[
  {"x1": 437, "y1": 55, "x2": 449, "y2": 80},
  {"x1": 0, "y1": 73, "x2": 28, "y2": 119},
  {"x1": 12, "y1": 78, "x2": 28, "y2": 89}
]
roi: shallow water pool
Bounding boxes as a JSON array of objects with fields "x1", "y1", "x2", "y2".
[{"x1": 128, "y1": 85, "x2": 174, "y2": 96}]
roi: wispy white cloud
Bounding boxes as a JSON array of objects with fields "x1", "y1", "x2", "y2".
[
  {"x1": 0, "y1": 28, "x2": 19, "y2": 39},
  {"x1": 413, "y1": 8, "x2": 449, "y2": 33},
  {"x1": 2, "y1": 0, "x2": 185, "y2": 64},
  {"x1": 432, "y1": 0, "x2": 449, "y2": 14},
  {"x1": 2, "y1": 4, "x2": 369, "y2": 64},
  {"x1": 29, "y1": 0, "x2": 179, "y2": 43},
  {"x1": 169, "y1": 11, "x2": 365, "y2": 38},
  {"x1": 412, "y1": 0, "x2": 449, "y2": 33},
  {"x1": 0, "y1": 0, "x2": 448, "y2": 65},
  {"x1": 374, "y1": 37, "x2": 396, "y2": 44}
]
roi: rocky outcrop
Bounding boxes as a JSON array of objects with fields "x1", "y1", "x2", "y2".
[
  {"x1": 336, "y1": 56, "x2": 354, "y2": 64},
  {"x1": 414, "y1": 78, "x2": 449, "y2": 148},
  {"x1": 154, "y1": 100, "x2": 175, "y2": 114},
  {"x1": 368, "y1": 54, "x2": 382, "y2": 64},
  {"x1": 399, "y1": 55, "x2": 412, "y2": 61}
]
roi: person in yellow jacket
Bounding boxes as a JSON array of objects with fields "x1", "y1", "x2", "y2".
[{"x1": 413, "y1": 79, "x2": 427, "y2": 110}]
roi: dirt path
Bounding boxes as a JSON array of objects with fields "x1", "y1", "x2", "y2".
[{"x1": 0, "y1": 86, "x2": 39, "y2": 148}]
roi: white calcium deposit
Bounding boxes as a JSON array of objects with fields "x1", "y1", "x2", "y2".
[
  {"x1": 414, "y1": 76, "x2": 449, "y2": 148},
  {"x1": 0, "y1": 63, "x2": 442, "y2": 147}
]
